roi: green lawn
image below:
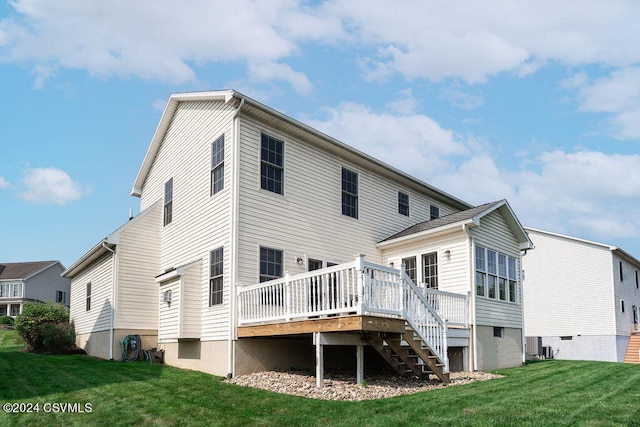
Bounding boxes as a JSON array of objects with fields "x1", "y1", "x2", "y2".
[{"x1": 1, "y1": 329, "x2": 639, "y2": 426}]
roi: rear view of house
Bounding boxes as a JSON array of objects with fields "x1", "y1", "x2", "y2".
[
  {"x1": 523, "y1": 227, "x2": 640, "y2": 363},
  {"x1": 65, "y1": 90, "x2": 532, "y2": 382}
]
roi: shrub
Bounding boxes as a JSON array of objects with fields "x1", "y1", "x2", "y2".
[
  {"x1": 14, "y1": 302, "x2": 71, "y2": 352},
  {"x1": 42, "y1": 322, "x2": 77, "y2": 354},
  {"x1": 0, "y1": 315, "x2": 14, "y2": 325}
]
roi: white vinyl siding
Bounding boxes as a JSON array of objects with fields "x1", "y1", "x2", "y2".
[
  {"x1": 136, "y1": 100, "x2": 234, "y2": 341},
  {"x1": 470, "y1": 210, "x2": 523, "y2": 329},
  {"x1": 69, "y1": 253, "x2": 113, "y2": 334},
  {"x1": 236, "y1": 116, "x2": 460, "y2": 287},
  {"x1": 612, "y1": 253, "x2": 640, "y2": 336},
  {"x1": 523, "y1": 229, "x2": 616, "y2": 337},
  {"x1": 380, "y1": 229, "x2": 470, "y2": 296},
  {"x1": 114, "y1": 202, "x2": 162, "y2": 330},
  {"x1": 158, "y1": 279, "x2": 180, "y2": 339}
]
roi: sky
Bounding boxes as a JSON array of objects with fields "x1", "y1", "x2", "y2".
[{"x1": 1, "y1": 0, "x2": 640, "y2": 268}]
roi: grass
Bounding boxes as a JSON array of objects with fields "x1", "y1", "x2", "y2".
[{"x1": 1, "y1": 328, "x2": 640, "y2": 426}]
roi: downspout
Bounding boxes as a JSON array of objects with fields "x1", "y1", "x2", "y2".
[
  {"x1": 102, "y1": 242, "x2": 116, "y2": 360},
  {"x1": 228, "y1": 97, "x2": 244, "y2": 377}
]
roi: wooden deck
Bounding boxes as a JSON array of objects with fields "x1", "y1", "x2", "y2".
[{"x1": 237, "y1": 315, "x2": 407, "y2": 338}]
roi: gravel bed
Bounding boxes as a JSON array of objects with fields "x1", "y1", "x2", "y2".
[{"x1": 226, "y1": 370, "x2": 502, "y2": 401}]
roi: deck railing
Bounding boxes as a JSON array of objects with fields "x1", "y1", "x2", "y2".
[
  {"x1": 420, "y1": 287, "x2": 469, "y2": 327},
  {"x1": 237, "y1": 255, "x2": 468, "y2": 371}
]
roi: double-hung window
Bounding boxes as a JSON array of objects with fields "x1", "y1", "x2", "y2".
[
  {"x1": 86, "y1": 283, "x2": 91, "y2": 311},
  {"x1": 209, "y1": 247, "x2": 224, "y2": 306},
  {"x1": 211, "y1": 135, "x2": 224, "y2": 195},
  {"x1": 56, "y1": 290, "x2": 66, "y2": 304},
  {"x1": 259, "y1": 247, "x2": 283, "y2": 283},
  {"x1": 164, "y1": 178, "x2": 173, "y2": 226},
  {"x1": 261, "y1": 133, "x2": 284, "y2": 194},
  {"x1": 475, "y1": 246, "x2": 486, "y2": 297},
  {"x1": 341, "y1": 167, "x2": 358, "y2": 218},
  {"x1": 398, "y1": 192, "x2": 409, "y2": 216}
]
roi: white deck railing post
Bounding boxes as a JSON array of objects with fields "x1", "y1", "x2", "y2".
[
  {"x1": 355, "y1": 254, "x2": 366, "y2": 314},
  {"x1": 285, "y1": 271, "x2": 291, "y2": 321}
]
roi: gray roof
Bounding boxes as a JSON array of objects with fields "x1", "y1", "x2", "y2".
[
  {"x1": 380, "y1": 201, "x2": 503, "y2": 243},
  {"x1": 0, "y1": 261, "x2": 59, "y2": 281}
]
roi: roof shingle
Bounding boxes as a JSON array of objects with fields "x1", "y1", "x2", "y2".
[{"x1": 0, "y1": 261, "x2": 58, "y2": 280}]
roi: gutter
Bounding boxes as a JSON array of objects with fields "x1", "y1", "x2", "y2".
[
  {"x1": 102, "y1": 242, "x2": 116, "y2": 361},
  {"x1": 228, "y1": 97, "x2": 244, "y2": 377}
]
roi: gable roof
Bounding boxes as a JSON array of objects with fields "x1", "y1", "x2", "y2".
[
  {"x1": 130, "y1": 89, "x2": 472, "y2": 212},
  {"x1": 378, "y1": 200, "x2": 533, "y2": 250},
  {"x1": 0, "y1": 261, "x2": 60, "y2": 281}
]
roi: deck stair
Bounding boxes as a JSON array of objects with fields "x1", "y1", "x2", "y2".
[
  {"x1": 623, "y1": 334, "x2": 640, "y2": 364},
  {"x1": 365, "y1": 322, "x2": 450, "y2": 383}
]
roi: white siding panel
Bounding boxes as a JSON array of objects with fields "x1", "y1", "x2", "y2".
[
  {"x1": 69, "y1": 254, "x2": 113, "y2": 334},
  {"x1": 523, "y1": 229, "x2": 616, "y2": 336},
  {"x1": 236, "y1": 117, "x2": 461, "y2": 287},
  {"x1": 181, "y1": 262, "x2": 202, "y2": 338},
  {"x1": 610, "y1": 253, "x2": 640, "y2": 336},
  {"x1": 380, "y1": 229, "x2": 470, "y2": 295},
  {"x1": 116, "y1": 203, "x2": 161, "y2": 330},
  {"x1": 159, "y1": 280, "x2": 180, "y2": 339}
]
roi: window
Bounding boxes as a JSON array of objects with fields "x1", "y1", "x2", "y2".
[
  {"x1": 508, "y1": 257, "x2": 517, "y2": 303},
  {"x1": 422, "y1": 252, "x2": 438, "y2": 289},
  {"x1": 402, "y1": 256, "x2": 417, "y2": 283},
  {"x1": 211, "y1": 135, "x2": 224, "y2": 195},
  {"x1": 341, "y1": 167, "x2": 358, "y2": 218},
  {"x1": 619, "y1": 261, "x2": 624, "y2": 281},
  {"x1": 430, "y1": 205, "x2": 440, "y2": 220},
  {"x1": 487, "y1": 250, "x2": 497, "y2": 298},
  {"x1": 259, "y1": 247, "x2": 283, "y2": 282},
  {"x1": 498, "y1": 254, "x2": 507, "y2": 301},
  {"x1": 0, "y1": 283, "x2": 22, "y2": 298},
  {"x1": 560, "y1": 336, "x2": 573, "y2": 341},
  {"x1": 209, "y1": 247, "x2": 224, "y2": 306},
  {"x1": 475, "y1": 246, "x2": 486, "y2": 297},
  {"x1": 86, "y1": 283, "x2": 91, "y2": 311},
  {"x1": 621, "y1": 300, "x2": 625, "y2": 313},
  {"x1": 260, "y1": 133, "x2": 284, "y2": 194},
  {"x1": 398, "y1": 192, "x2": 409, "y2": 216},
  {"x1": 0, "y1": 306, "x2": 5, "y2": 316},
  {"x1": 164, "y1": 178, "x2": 173, "y2": 226},
  {"x1": 493, "y1": 327, "x2": 503, "y2": 338},
  {"x1": 56, "y1": 290, "x2": 66, "y2": 304},
  {"x1": 636, "y1": 270, "x2": 639, "y2": 289},
  {"x1": 475, "y1": 245, "x2": 517, "y2": 303},
  {"x1": 10, "y1": 305, "x2": 19, "y2": 317}
]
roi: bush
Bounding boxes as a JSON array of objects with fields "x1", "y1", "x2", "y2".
[
  {"x1": 0, "y1": 316, "x2": 14, "y2": 325},
  {"x1": 14, "y1": 302, "x2": 73, "y2": 352},
  {"x1": 42, "y1": 322, "x2": 77, "y2": 354}
]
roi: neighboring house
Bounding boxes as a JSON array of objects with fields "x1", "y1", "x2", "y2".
[
  {"x1": 64, "y1": 90, "x2": 533, "y2": 383},
  {"x1": 0, "y1": 261, "x2": 70, "y2": 316},
  {"x1": 522, "y1": 227, "x2": 640, "y2": 363}
]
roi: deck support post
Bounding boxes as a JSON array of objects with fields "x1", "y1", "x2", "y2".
[
  {"x1": 356, "y1": 344, "x2": 364, "y2": 384},
  {"x1": 315, "y1": 332, "x2": 324, "y2": 388},
  {"x1": 355, "y1": 254, "x2": 366, "y2": 314}
]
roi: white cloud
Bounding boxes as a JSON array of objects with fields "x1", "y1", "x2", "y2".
[
  {"x1": 573, "y1": 67, "x2": 640, "y2": 139},
  {"x1": 4, "y1": 0, "x2": 640, "y2": 92},
  {"x1": 18, "y1": 167, "x2": 91, "y2": 205},
  {"x1": 303, "y1": 102, "x2": 469, "y2": 181},
  {"x1": 0, "y1": 177, "x2": 9, "y2": 189}
]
